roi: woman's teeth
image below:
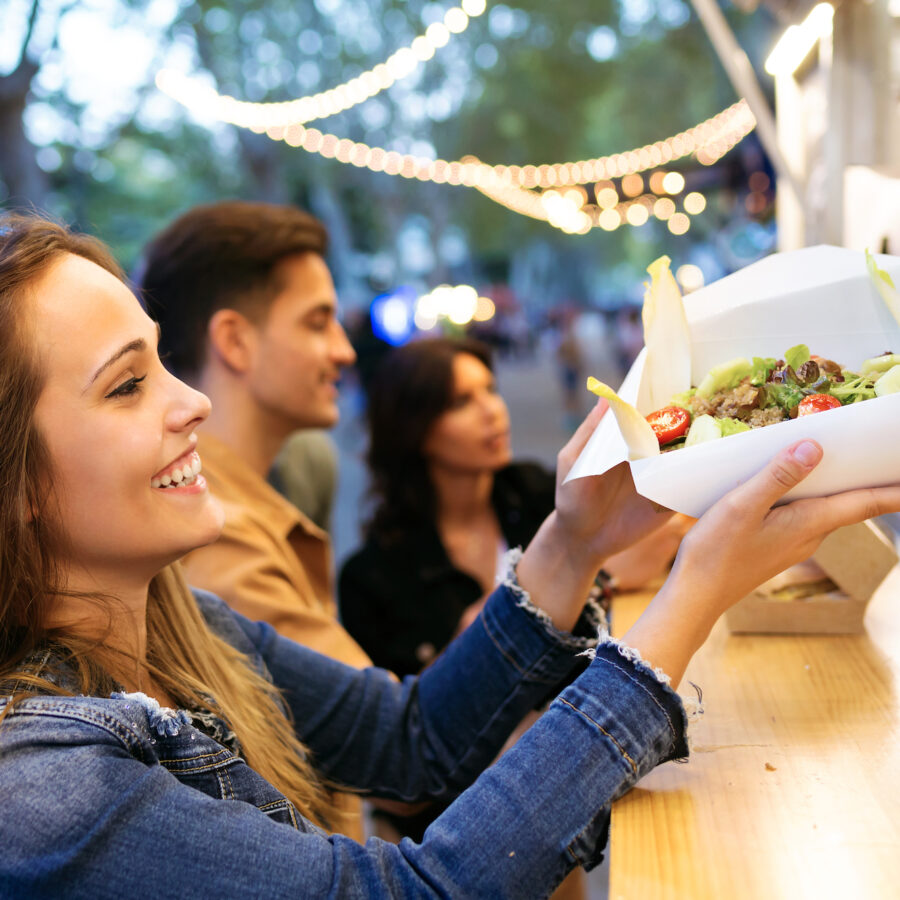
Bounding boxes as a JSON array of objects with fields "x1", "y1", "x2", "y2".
[{"x1": 151, "y1": 456, "x2": 202, "y2": 489}]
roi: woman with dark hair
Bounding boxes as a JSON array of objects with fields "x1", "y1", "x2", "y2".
[
  {"x1": 339, "y1": 337, "x2": 687, "y2": 679},
  {"x1": 2, "y1": 213, "x2": 891, "y2": 899},
  {"x1": 340, "y1": 337, "x2": 553, "y2": 678}
]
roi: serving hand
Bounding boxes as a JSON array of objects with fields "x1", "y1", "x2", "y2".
[
  {"x1": 626, "y1": 439, "x2": 900, "y2": 687},
  {"x1": 517, "y1": 399, "x2": 674, "y2": 632},
  {"x1": 552, "y1": 398, "x2": 675, "y2": 562}
]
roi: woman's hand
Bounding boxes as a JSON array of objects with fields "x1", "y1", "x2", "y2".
[
  {"x1": 517, "y1": 400, "x2": 675, "y2": 632},
  {"x1": 667, "y1": 438, "x2": 900, "y2": 619},
  {"x1": 625, "y1": 439, "x2": 900, "y2": 687},
  {"x1": 553, "y1": 399, "x2": 674, "y2": 563}
]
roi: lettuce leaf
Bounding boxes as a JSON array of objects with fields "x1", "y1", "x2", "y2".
[
  {"x1": 750, "y1": 357, "x2": 777, "y2": 386},
  {"x1": 718, "y1": 417, "x2": 751, "y2": 437},
  {"x1": 829, "y1": 374, "x2": 876, "y2": 404},
  {"x1": 586, "y1": 377, "x2": 660, "y2": 461},
  {"x1": 639, "y1": 256, "x2": 692, "y2": 412},
  {"x1": 670, "y1": 388, "x2": 696, "y2": 411},
  {"x1": 764, "y1": 381, "x2": 805, "y2": 411},
  {"x1": 866, "y1": 249, "x2": 900, "y2": 329},
  {"x1": 784, "y1": 344, "x2": 810, "y2": 372}
]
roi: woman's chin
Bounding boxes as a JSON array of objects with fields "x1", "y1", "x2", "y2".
[{"x1": 174, "y1": 506, "x2": 226, "y2": 559}]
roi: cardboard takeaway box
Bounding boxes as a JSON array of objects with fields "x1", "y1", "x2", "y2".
[
  {"x1": 566, "y1": 245, "x2": 900, "y2": 634},
  {"x1": 724, "y1": 519, "x2": 898, "y2": 634}
]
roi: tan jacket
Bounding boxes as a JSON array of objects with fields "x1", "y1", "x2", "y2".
[{"x1": 182, "y1": 433, "x2": 371, "y2": 841}]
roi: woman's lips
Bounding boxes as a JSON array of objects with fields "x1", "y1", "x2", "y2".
[{"x1": 485, "y1": 430, "x2": 511, "y2": 450}]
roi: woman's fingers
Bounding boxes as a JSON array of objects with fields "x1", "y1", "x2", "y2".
[
  {"x1": 799, "y1": 484, "x2": 900, "y2": 536},
  {"x1": 732, "y1": 440, "x2": 824, "y2": 518},
  {"x1": 556, "y1": 398, "x2": 609, "y2": 478}
]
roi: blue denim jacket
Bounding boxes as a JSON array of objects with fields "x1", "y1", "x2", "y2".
[{"x1": 0, "y1": 584, "x2": 688, "y2": 899}]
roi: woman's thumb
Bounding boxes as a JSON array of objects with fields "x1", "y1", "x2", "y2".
[{"x1": 741, "y1": 440, "x2": 823, "y2": 513}]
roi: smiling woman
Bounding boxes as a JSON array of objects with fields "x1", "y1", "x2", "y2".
[
  {"x1": 3, "y1": 214, "x2": 900, "y2": 899},
  {"x1": 31, "y1": 253, "x2": 223, "y2": 583}
]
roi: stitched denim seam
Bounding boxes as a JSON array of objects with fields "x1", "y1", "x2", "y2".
[
  {"x1": 258, "y1": 799, "x2": 288, "y2": 812},
  {"x1": 481, "y1": 618, "x2": 570, "y2": 686},
  {"x1": 2, "y1": 706, "x2": 147, "y2": 762},
  {"x1": 599, "y1": 656, "x2": 677, "y2": 742},
  {"x1": 567, "y1": 808, "x2": 610, "y2": 868},
  {"x1": 215, "y1": 766, "x2": 234, "y2": 800},
  {"x1": 214, "y1": 768, "x2": 227, "y2": 799},
  {"x1": 157, "y1": 749, "x2": 233, "y2": 765},
  {"x1": 557, "y1": 697, "x2": 636, "y2": 774},
  {"x1": 160, "y1": 758, "x2": 240, "y2": 775},
  {"x1": 479, "y1": 614, "x2": 527, "y2": 676},
  {"x1": 259, "y1": 799, "x2": 300, "y2": 828}
]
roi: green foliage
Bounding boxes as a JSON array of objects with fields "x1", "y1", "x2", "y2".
[{"x1": 2, "y1": 0, "x2": 778, "y2": 299}]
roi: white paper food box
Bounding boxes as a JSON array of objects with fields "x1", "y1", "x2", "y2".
[{"x1": 567, "y1": 245, "x2": 900, "y2": 518}]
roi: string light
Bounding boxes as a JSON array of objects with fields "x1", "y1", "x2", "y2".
[
  {"x1": 683, "y1": 191, "x2": 707, "y2": 214},
  {"x1": 667, "y1": 212, "x2": 691, "y2": 235},
  {"x1": 251, "y1": 99, "x2": 755, "y2": 195},
  {"x1": 414, "y1": 283, "x2": 492, "y2": 329},
  {"x1": 473, "y1": 176, "x2": 710, "y2": 236},
  {"x1": 155, "y1": 0, "x2": 488, "y2": 130},
  {"x1": 162, "y1": 51, "x2": 755, "y2": 235}
]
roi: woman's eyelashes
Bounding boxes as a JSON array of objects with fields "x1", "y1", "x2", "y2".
[{"x1": 105, "y1": 374, "x2": 146, "y2": 400}]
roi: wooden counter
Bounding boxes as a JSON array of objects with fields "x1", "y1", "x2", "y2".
[{"x1": 609, "y1": 567, "x2": 900, "y2": 900}]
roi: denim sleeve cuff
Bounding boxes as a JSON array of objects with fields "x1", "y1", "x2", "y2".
[
  {"x1": 579, "y1": 641, "x2": 692, "y2": 764},
  {"x1": 496, "y1": 547, "x2": 608, "y2": 654}
]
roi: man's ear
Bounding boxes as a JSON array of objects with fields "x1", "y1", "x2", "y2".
[{"x1": 207, "y1": 309, "x2": 257, "y2": 374}]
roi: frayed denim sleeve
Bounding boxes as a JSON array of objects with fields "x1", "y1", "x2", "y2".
[
  {"x1": 496, "y1": 546, "x2": 608, "y2": 649},
  {"x1": 206, "y1": 572, "x2": 596, "y2": 804},
  {"x1": 395, "y1": 639, "x2": 692, "y2": 892},
  {"x1": 1, "y1": 592, "x2": 693, "y2": 899}
]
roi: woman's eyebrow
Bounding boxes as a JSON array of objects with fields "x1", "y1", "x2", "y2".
[
  {"x1": 84, "y1": 339, "x2": 146, "y2": 392},
  {"x1": 84, "y1": 324, "x2": 160, "y2": 393}
]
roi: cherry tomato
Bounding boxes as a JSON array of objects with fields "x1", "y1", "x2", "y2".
[
  {"x1": 797, "y1": 393, "x2": 842, "y2": 416},
  {"x1": 646, "y1": 406, "x2": 691, "y2": 445}
]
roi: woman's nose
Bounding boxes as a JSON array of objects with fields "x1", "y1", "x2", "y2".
[
  {"x1": 166, "y1": 372, "x2": 211, "y2": 431},
  {"x1": 482, "y1": 392, "x2": 507, "y2": 420}
]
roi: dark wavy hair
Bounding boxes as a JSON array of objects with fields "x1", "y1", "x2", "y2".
[
  {"x1": 365, "y1": 336, "x2": 494, "y2": 543},
  {"x1": 138, "y1": 201, "x2": 328, "y2": 378}
]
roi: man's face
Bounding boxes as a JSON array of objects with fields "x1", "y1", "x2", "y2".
[{"x1": 245, "y1": 252, "x2": 356, "y2": 432}]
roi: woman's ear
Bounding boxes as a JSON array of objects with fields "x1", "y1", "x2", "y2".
[{"x1": 207, "y1": 309, "x2": 257, "y2": 374}]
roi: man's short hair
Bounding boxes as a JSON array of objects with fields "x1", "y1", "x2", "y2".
[{"x1": 138, "y1": 201, "x2": 328, "y2": 378}]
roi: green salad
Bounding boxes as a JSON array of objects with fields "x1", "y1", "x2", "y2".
[{"x1": 645, "y1": 344, "x2": 900, "y2": 451}]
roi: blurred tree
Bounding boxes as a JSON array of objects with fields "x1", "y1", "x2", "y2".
[
  {"x1": 0, "y1": 0, "x2": 776, "y2": 299},
  {"x1": 0, "y1": 0, "x2": 57, "y2": 209}
]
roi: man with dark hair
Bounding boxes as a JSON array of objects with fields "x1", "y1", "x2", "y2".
[
  {"x1": 141, "y1": 200, "x2": 369, "y2": 661},
  {"x1": 140, "y1": 200, "x2": 373, "y2": 837}
]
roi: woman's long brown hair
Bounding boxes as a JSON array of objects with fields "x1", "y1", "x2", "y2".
[{"x1": 0, "y1": 214, "x2": 336, "y2": 829}]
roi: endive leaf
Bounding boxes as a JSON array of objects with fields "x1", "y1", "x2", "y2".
[
  {"x1": 587, "y1": 376, "x2": 660, "y2": 461},
  {"x1": 865, "y1": 249, "x2": 900, "y2": 329},
  {"x1": 639, "y1": 255, "x2": 692, "y2": 412}
]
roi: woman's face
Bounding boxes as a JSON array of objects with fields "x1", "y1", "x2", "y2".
[
  {"x1": 30, "y1": 253, "x2": 224, "y2": 588},
  {"x1": 422, "y1": 352, "x2": 512, "y2": 475}
]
